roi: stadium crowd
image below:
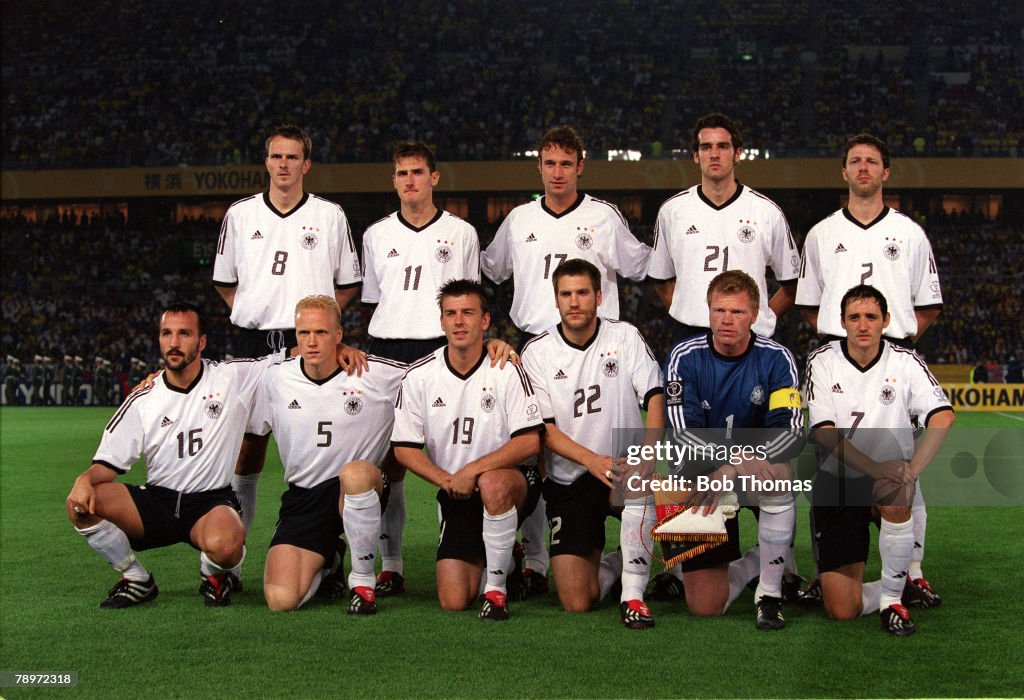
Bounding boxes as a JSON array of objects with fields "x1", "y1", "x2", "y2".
[{"x1": 2, "y1": 0, "x2": 1021, "y2": 169}]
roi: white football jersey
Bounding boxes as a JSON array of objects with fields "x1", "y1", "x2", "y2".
[
  {"x1": 362, "y1": 210, "x2": 480, "y2": 339},
  {"x1": 648, "y1": 184, "x2": 799, "y2": 337},
  {"x1": 481, "y1": 194, "x2": 651, "y2": 334},
  {"x1": 248, "y1": 355, "x2": 406, "y2": 488},
  {"x1": 520, "y1": 318, "x2": 664, "y2": 485},
  {"x1": 796, "y1": 207, "x2": 942, "y2": 339},
  {"x1": 93, "y1": 354, "x2": 282, "y2": 492},
  {"x1": 213, "y1": 192, "x2": 362, "y2": 330},
  {"x1": 392, "y1": 348, "x2": 544, "y2": 474},
  {"x1": 805, "y1": 339, "x2": 952, "y2": 478}
]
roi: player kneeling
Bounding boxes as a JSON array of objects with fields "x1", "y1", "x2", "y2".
[
  {"x1": 263, "y1": 460, "x2": 386, "y2": 614},
  {"x1": 519, "y1": 259, "x2": 665, "y2": 629},
  {"x1": 249, "y1": 295, "x2": 406, "y2": 613},
  {"x1": 393, "y1": 280, "x2": 544, "y2": 621},
  {"x1": 66, "y1": 303, "x2": 283, "y2": 608},
  {"x1": 805, "y1": 285, "x2": 954, "y2": 635}
]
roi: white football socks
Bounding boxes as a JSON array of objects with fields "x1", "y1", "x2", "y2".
[
  {"x1": 78, "y1": 519, "x2": 148, "y2": 581},
  {"x1": 379, "y1": 480, "x2": 405, "y2": 575},
  {"x1": 520, "y1": 495, "x2": 549, "y2": 575},
  {"x1": 200, "y1": 546, "x2": 244, "y2": 576},
  {"x1": 482, "y1": 507, "x2": 517, "y2": 595},
  {"x1": 344, "y1": 489, "x2": 381, "y2": 590},
  {"x1": 910, "y1": 486, "x2": 927, "y2": 580},
  {"x1": 756, "y1": 497, "x2": 796, "y2": 601},
  {"x1": 879, "y1": 517, "x2": 914, "y2": 609},
  {"x1": 299, "y1": 570, "x2": 322, "y2": 609},
  {"x1": 726, "y1": 547, "x2": 761, "y2": 612},
  {"x1": 232, "y1": 473, "x2": 261, "y2": 533},
  {"x1": 598, "y1": 549, "x2": 624, "y2": 601},
  {"x1": 860, "y1": 580, "x2": 882, "y2": 615},
  {"x1": 619, "y1": 497, "x2": 655, "y2": 602}
]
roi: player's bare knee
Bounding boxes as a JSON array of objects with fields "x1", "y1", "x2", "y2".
[
  {"x1": 264, "y1": 585, "x2": 301, "y2": 612},
  {"x1": 824, "y1": 599, "x2": 860, "y2": 621},
  {"x1": 202, "y1": 531, "x2": 245, "y2": 567},
  {"x1": 688, "y1": 596, "x2": 727, "y2": 617},
  {"x1": 478, "y1": 471, "x2": 521, "y2": 513},
  {"x1": 877, "y1": 504, "x2": 911, "y2": 523},
  {"x1": 339, "y1": 459, "x2": 382, "y2": 494},
  {"x1": 438, "y1": 591, "x2": 472, "y2": 611},
  {"x1": 558, "y1": 588, "x2": 596, "y2": 613}
]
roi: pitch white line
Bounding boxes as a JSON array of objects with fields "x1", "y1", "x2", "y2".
[{"x1": 996, "y1": 412, "x2": 1024, "y2": 422}]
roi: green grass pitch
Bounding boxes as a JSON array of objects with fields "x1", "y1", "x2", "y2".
[{"x1": 1, "y1": 408, "x2": 1022, "y2": 698}]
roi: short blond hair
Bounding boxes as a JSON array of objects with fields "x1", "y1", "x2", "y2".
[
  {"x1": 295, "y1": 294, "x2": 341, "y2": 327},
  {"x1": 706, "y1": 270, "x2": 760, "y2": 312}
]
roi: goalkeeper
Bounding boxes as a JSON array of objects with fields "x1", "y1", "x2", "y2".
[{"x1": 662, "y1": 271, "x2": 805, "y2": 630}]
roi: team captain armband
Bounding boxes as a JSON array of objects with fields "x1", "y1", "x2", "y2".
[{"x1": 769, "y1": 387, "x2": 801, "y2": 411}]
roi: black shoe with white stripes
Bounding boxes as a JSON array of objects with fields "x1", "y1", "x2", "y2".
[
  {"x1": 100, "y1": 574, "x2": 158, "y2": 609},
  {"x1": 619, "y1": 600, "x2": 655, "y2": 630},
  {"x1": 755, "y1": 595, "x2": 786, "y2": 631},
  {"x1": 880, "y1": 603, "x2": 917, "y2": 636},
  {"x1": 648, "y1": 571, "x2": 685, "y2": 601},
  {"x1": 198, "y1": 573, "x2": 232, "y2": 607}
]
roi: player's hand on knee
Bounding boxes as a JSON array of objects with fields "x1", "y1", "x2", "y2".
[
  {"x1": 66, "y1": 480, "x2": 95, "y2": 521},
  {"x1": 684, "y1": 485, "x2": 722, "y2": 517},
  {"x1": 587, "y1": 455, "x2": 616, "y2": 488},
  {"x1": 875, "y1": 459, "x2": 912, "y2": 484},
  {"x1": 449, "y1": 467, "x2": 478, "y2": 499}
]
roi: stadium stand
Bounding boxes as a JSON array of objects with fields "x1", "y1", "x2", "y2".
[{"x1": 2, "y1": 1, "x2": 1020, "y2": 168}]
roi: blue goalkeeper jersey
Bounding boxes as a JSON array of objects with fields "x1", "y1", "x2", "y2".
[{"x1": 664, "y1": 331, "x2": 804, "y2": 467}]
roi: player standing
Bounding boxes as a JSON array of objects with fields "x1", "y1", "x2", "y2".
[
  {"x1": 249, "y1": 295, "x2": 406, "y2": 614},
  {"x1": 649, "y1": 113, "x2": 800, "y2": 344},
  {"x1": 796, "y1": 134, "x2": 943, "y2": 604},
  {"x1": 481, "y1": 125, "x2": 651, "y2": 595},
  {"x1": 361, "y1": 141, "x2": 481, "y2": 597},
  {"x1": 392, "y1": 280, "x2": 544, "y2": 621},
  {"x1": 519, "y1": 259, "x2": 664, "y2": 629},
  {"x1": 664, "y1": 271, "x2": 805, "y2": 629},
  {"x1": 647, "y1": 113, "x2": 801, "y2": 599},
  {"x1": 804, "y1": 285, "x2": 953, "y2": 635},
  {"x1": 65, "y1": 303, "x2": 283, "y2": 607},
  {"x1": 212, "y1": 124, "x2": 361, "y2": 561}
]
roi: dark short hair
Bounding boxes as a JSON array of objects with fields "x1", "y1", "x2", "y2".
[
  {"x1": 691, "y1": 112, "x2": 743, "y2": 153},
  {"x1": 437, "y1": 279, "x2": 489, "y2": 315},
  {"x1": 840, "y1": 284, "x2": 889, "y2": 319},
  {"x1": 842, "y1": 133, "x2": 890, "y2": 169},
  {"x1": 162, "y1": 302, "x2": 205, "y2": 335},
  {"x1": 552, "y1": 258, "x2": 601, "y2": 294},
  {"x1": 706, "y1": 270, "x2": 759, "y2": 312},
  {"x1": 392, "y1": 141, "x2": 437, "y2": 173},
  {"x1": 265, "y1": 123, "x2": 312, "y2": 161},
  {"x1": 539, "y1": 126, "x2": 585, "y2": 161}
]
